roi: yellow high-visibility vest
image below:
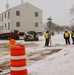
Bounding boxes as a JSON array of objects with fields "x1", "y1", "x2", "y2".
[
  {"x1": 72, "y1": 33, "x2": 74, "y2": 38},
  {"x1": 65, "y1": 33, "x2": 69, "y2": 37},
  {"x1": 45, "y1": 33, "x2": 49, "y2": 38}
]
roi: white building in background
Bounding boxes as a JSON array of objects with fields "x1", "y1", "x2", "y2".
[{"x1": 0, "y1": 2, "x2": 43, "y2": 34}]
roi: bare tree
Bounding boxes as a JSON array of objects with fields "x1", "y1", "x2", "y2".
[
  {"x1": 43, "y1": 21, "x2": 71, "y2": 34},
  {"x1": 43, "y1": 23, "x2": 49, "y2": 32},
  {"x1": 70, "y1": 4, "x2": 74, "y2": 26},
  {"x1": 70, "y1": 5, "x2": 74, "y2": 16}
]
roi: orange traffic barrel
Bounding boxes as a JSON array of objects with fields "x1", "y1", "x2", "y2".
[{"x1": 10, "y1": 39, "x2": 28, "y2": 75}]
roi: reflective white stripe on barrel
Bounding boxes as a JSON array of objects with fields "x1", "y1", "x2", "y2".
[
  {"x1": 11, "y1": 66, "x2": 27, "y2": 71},
  {"x1": 11, "y1": 55, "x2": 26, "y2": 60}
]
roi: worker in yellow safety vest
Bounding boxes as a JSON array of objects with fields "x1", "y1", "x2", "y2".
[
  {"x1": 71, "y1": 31, "x2": 74, "y2": 44},
  {"x1": 64, "y1": 31, "x2": 70, "y2": 45},
  {"x1": 44, "y1": 31, "x2": 50, "y2": 47}
]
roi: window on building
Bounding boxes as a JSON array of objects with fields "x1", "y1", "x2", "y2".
[
  {"x1": 16, "y1": 11, "x2": 20, "y2": 16},
  {"x1": 35, "y1": 12, "x2": 38, "y2": 17},
  {"x1": 35, "y1": 22, "x2": 38, "y2": 27},
  {"x1": 8, "y1": 11, "x2": 10, "y2": 19},
  {"x1": 5, "y1": 13, "x2": 6, "y2": 18},
  {"x1": 8, "y1": 22, "x2": 10, "y2": 29},
  {"x1": 5, "y1": 23, "x2": 6, "y2": 28},
  {"x1": 2, "y1": 15, "x2": 3, "y2": 20},
  {"x1": 8, "y1": 11, "x2": 10, "y2": 16},
  {"x1": 16, "y1": 22, "x2": 20, "y2": 27}
]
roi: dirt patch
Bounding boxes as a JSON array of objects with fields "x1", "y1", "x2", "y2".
[
  {"x1": 0, "y1": 61, "x2": 10, "y2": 70},
  {"x1": 0, "y1": 43, "x2": 10, "y2": 75},
  {"x1": 27, "y1": 52, "x2": 42, "y2": 56},
  {"x1": 0, "y1": 43, "x2": 10, "y2": 48},
  {"x1": 27, "y1": 48, "x2": 62, "y2": 65}
]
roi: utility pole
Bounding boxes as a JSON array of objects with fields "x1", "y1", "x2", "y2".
[
  {"x1": 21, "y1": 0, "x2": 23, "y2": 4},
  {"x1": 6, "y1": 0, "x2": 9, "y2": 10}
]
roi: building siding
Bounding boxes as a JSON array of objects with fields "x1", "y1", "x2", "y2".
[{"x1": 0, "y1": 2, "x2": 43, "y2": 33}]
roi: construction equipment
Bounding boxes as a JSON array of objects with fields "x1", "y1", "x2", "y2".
[
  {"x1": 0, "y1": 30, "x2": 24, "y2": 40},
  {"x1": 24, "y1": 31, "x2": 39, "y2": 41}
]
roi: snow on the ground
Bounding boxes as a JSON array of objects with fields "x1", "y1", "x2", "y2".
[{"x1": 0, "y1": 33, "x2": 74, "y2": 75}]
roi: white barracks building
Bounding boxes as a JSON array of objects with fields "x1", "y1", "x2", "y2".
[{"x1": 0, "y1": 2, "x2": 43, "y2": 34}]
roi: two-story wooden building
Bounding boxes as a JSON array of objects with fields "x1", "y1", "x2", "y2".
[{"x1": 0, "y1": 2, "x2": 43, "y2": 34}]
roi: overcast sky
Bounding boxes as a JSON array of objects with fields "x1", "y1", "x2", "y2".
[{"x1": 0, "y1": 0, "x2": 74, "y2": 26}]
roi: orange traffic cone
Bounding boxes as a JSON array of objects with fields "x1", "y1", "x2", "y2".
[{"x1": 10, "y1": 39, "x2": 28, "y2": 75}]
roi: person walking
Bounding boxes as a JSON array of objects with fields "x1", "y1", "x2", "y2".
[
  {"x1": 44, "y1": 31, "x2": 50, "y2": 47},
  {"x1": 64, "y1": 31, "x2": 70, "y2": 45},
  {"x1": 71, "y1": 31, "x2": 74, "y2": 44}
]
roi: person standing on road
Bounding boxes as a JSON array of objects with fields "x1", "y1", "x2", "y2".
[
  {"x1": 44, "y1": 31, "x2": 50, "y2": 47},
  {"x1": 71, "y1": 31, "x2": 74, "y2": 44},
  {"x1": 63, "y1": 31, "x2": 70, "y2": 45}
]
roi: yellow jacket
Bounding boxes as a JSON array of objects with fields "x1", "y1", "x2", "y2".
[
  {"x1": 64, "y1": 32, "x2": 70, "y2": 38},
  {"x1": 44, "y1": 33, "x2": 50, "y2": 38}
]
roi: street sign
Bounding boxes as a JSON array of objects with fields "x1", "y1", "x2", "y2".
[
  {"x1": 47, "y1": 17, "x2": 52, "y2": 47},
  {"x1": 47, "y1": 17, "x2": 52, "y2": 21}
]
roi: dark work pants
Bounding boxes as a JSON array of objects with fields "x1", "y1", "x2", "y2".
[
  {"x1": 72, "y1": 38, "x2": 74, "y2": 44},
  {"x1": 65, "y1": 38, "x2": 70, "y2": 45},
  {"x1": 45, "y1": 38, "x2": 49, "y2": 47}
]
